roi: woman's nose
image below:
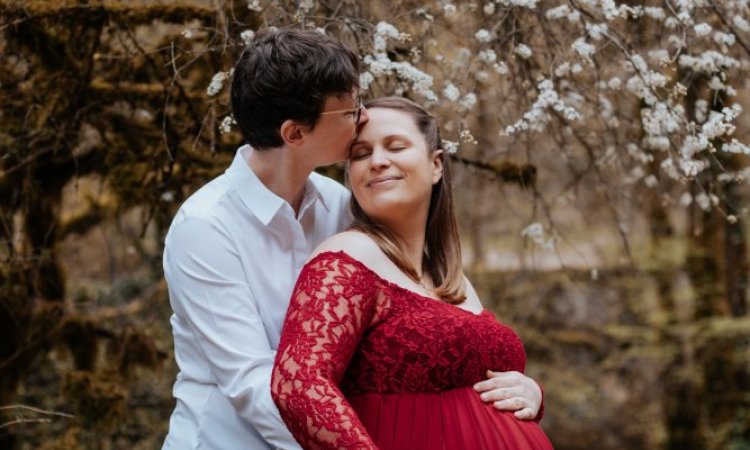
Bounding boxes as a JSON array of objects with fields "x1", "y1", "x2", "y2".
[{"x1": 370, "y1": 147, "x2": 390, "y2": 168}]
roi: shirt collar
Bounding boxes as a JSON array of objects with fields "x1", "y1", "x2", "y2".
[{"x1": 226, "y1": 145, "x2": 330, "y2": 226}]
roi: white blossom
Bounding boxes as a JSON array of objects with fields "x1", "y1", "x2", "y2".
[
  {"x1": 460, "y1": 129, "x2": 477, "y2": 144},
  {"x1": 247, "y1": 0, "x2": 262, "y2": 11},
  {"x1": 298, "y1": 0, "x2": 314, "y2": 12},
  {"x1": 555, "y1": 62, "x2": 570, "y2": 77},
  {"x1": 678, "y1": 51, "x2": 739, "y2": 73},
  {"x1": 484, "y1": 2, "x2": 496, "y2": 14},
  {"x1": 479, "y1": 49, "x2": 497, "y2": 63},
  {"x1": 459, "y1": 93, "x2": 477, "y2": 111},
  {"x1": 515, "y1": 43, "x2": 533, "y2": 59},
  {"x1": 443, "y1": 3, "x2": 457, "y2": 15},
  {"x1": 219, "y1": 115, "x2": 236, "y2": 134},
  {"x1": 505, "y1": 79, "x2": 580, "y2": 135},
  {"x1": 679, "y1": 158, "x2": 706, "y2": 177},
  {"x1": 475, "y1": 29, "x2": 492, "y2": 43},
  {"x1": 733, "y1": 15, "x2": 750, "y2": 33},
  {"x1": 694, "y1": 23, "x2": 712, "y2": 37},
  {"x1": 442, "y1": 140, "x2": 459, "y2": 154},
  {"x1": 360, "y1": 71, "x2": 374, "y2": 91},
  {"x1": 181, "y1": 29, "x2": 193, "y2": 39},
  {"x1": 475, "y1": 70, "x2": 491, "y2": 83},
  {"x1": 723, "y1": 139, "x2": 750, "y2": 154},
  {"x1": 504, "y1": 0, "x2": 539, "y2": 8},
  {"x1": 363, "y1": 53, "x2": 437, "y2": 102},
  {"x1": 443, "y1": 83, "x2": 461, "y2": 102},
  {"x1": 545, "y1": 4, "x2": 571, "y2": 20},
  {"x1": 240, "y1": 29, "x2": 255, "y2": 46},
  {"x1": 702, "y1": 105, "x2": 741, "y2": 139},
  {"x1": 643, "y1": 7, "x2": 665, "y2": 20},
  {"x1": 521, "y1": 223, "x2": 555, "y2": 250},
  {"x1": 607, "y1": 77, "x2": 621, "y2": 90},
  {"x1": 713, "y1": 31, "x2": 736, "y2": 46},
  {"x1": 585, "y1": 23, "x2": 608, "y2": 41},
  {"x1": 572, "y1": 38, "x2": 595, "y2": 60},
  {"x1": 648, "y1": 49, "x2": 670, "y2": 65},
  {"x1": 207, "y1": 71, "x2": 229, "y2": 96},
  {"x1": 493, "y1": 61, "x2": 509, "y2": 75},
  {"x1": 708, "y1": 76, "x2": 737, "y2": 96},
  {"x1": 374, "y1": 22, "x2": 406, "y2": 52},
  {"x1": 680, "y1": 134, "x2": 709, "y2": 159},
  {"x1": 695, "y1": 192, "x2": 712, "y2": 210}
]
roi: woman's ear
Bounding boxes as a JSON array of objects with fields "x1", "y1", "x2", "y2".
[
  {"x1": 431, "y1": 149, "x2": 444, "y2": 184},
  {"x1": 279, "y1": 119, "x2": 305, "y2": 146}
]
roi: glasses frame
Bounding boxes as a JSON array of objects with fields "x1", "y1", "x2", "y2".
[{"x1": 319, "y1": 97, "x2": 363, "y2": 125}]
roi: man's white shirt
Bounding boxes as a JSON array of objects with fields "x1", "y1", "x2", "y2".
[{"x1": 162, "y1": 145, "x2": 350, "y2": 450}]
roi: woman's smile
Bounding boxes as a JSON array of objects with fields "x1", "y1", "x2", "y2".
[{"x1": 366, "y1": 175, "x2": 403, "y2": 188}]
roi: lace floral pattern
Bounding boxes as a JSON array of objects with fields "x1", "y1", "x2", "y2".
[{"x1": 272, "y1": 251, "x2": 534, "y2": 449}]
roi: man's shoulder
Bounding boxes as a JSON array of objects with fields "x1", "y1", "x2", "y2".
[
  {"x1": 178, "y1": 174, "x2": 233, "y2": 219},
  {"x1": 165, "y1": 174, "x2": 237, "y2": 244}
]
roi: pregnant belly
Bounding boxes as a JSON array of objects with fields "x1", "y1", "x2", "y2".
[{"x1": 347, "y1": 386, "x2": 553, "y2": 450}]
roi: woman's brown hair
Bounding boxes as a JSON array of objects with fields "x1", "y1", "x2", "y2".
[{"x1": 349, "y1": 97, "x2": 466, "y2": 304}]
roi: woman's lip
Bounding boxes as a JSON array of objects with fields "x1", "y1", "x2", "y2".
[{"x1": 367, "y1": 176, "x2": 402, "y2": 187}]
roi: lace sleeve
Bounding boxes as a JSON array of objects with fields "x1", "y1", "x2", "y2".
[{"x1": 272, "y1": 252, "x2": 380, "y2": 450}]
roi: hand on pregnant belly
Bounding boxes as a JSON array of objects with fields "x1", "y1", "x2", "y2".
[{"x1": 473, "y1": 370, "x2": 543, "y2": 420}]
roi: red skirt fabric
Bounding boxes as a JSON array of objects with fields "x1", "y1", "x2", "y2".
[{"x1": 347, "y1": 386, "x2": 554, "y2": 450}]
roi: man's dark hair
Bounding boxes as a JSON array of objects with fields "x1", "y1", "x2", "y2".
[{"x1": 230, "y1": 28, "x2": 360, "y2": 150}]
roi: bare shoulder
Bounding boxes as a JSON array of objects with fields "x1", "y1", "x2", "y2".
[
  {"x1": 309, "y1": 230, "x2": 384, "y2": 267},
  {"x1": 462, "y1": 274, "x2": 485, "y2": 312}
]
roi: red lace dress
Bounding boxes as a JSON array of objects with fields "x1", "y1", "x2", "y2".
[{"x1": 272, "y1": 251, "x2": 553, "y2": 450}]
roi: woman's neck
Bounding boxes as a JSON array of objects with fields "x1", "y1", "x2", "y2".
[{"x1": 385, "y1": 208, "x2": 429, "y2": 278}]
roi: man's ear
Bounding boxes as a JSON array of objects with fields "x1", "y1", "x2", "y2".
[
  {"x1": 279, "y1": 119, "x2": 305, "y2": 146},
  {"x1": 432, "y1": 149, "x2": 444, "y2": 184}
]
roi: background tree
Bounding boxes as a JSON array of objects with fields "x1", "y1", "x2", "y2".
[{"x1": 1, "y1": 0, "x2": 748, "y2": 449}]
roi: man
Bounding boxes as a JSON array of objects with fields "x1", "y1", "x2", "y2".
[{"x1": 162, "y1": 28, "x2": 542, "y2": 450}]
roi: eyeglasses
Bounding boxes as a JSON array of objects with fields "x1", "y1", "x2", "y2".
[{"x1": 320, "y1": 97, "x2": 363, "y2": 125}]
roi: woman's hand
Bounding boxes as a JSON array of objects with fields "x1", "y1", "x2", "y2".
[{"x1": 473, "y1": 370, "x2": 542, "y2": 420}]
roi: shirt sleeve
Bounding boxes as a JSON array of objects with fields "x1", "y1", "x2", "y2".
[
  {"x1": 271, "y1": 252, "x2": 379, "y2": 450},
  {"x1": 164, "y1": 216, "x2": 300, "y2": 450}
]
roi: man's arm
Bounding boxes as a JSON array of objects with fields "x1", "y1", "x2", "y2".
[{"x1": 165, "y1": 216, "x2": 300, "y2": 449}]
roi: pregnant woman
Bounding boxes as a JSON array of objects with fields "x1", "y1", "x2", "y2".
[{"x1": 272, "y1": 97, "x2": 553, "y2": 450}]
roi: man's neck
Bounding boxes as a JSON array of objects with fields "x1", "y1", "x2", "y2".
[{"x1": 246, "y1": 146, "x2": 313, "y2": 216}]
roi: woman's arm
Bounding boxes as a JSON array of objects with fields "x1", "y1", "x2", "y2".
[{"x1": 272, "y1": 252, "x2": 380, "y2": 450}]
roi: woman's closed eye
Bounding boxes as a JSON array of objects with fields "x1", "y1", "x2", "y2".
[
  {"x1": 386, "y1": 138, "x2": 409, "y2": 151},
  {"x1": 350, "y1": 146, "x2": 372, "y2": 160}
]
